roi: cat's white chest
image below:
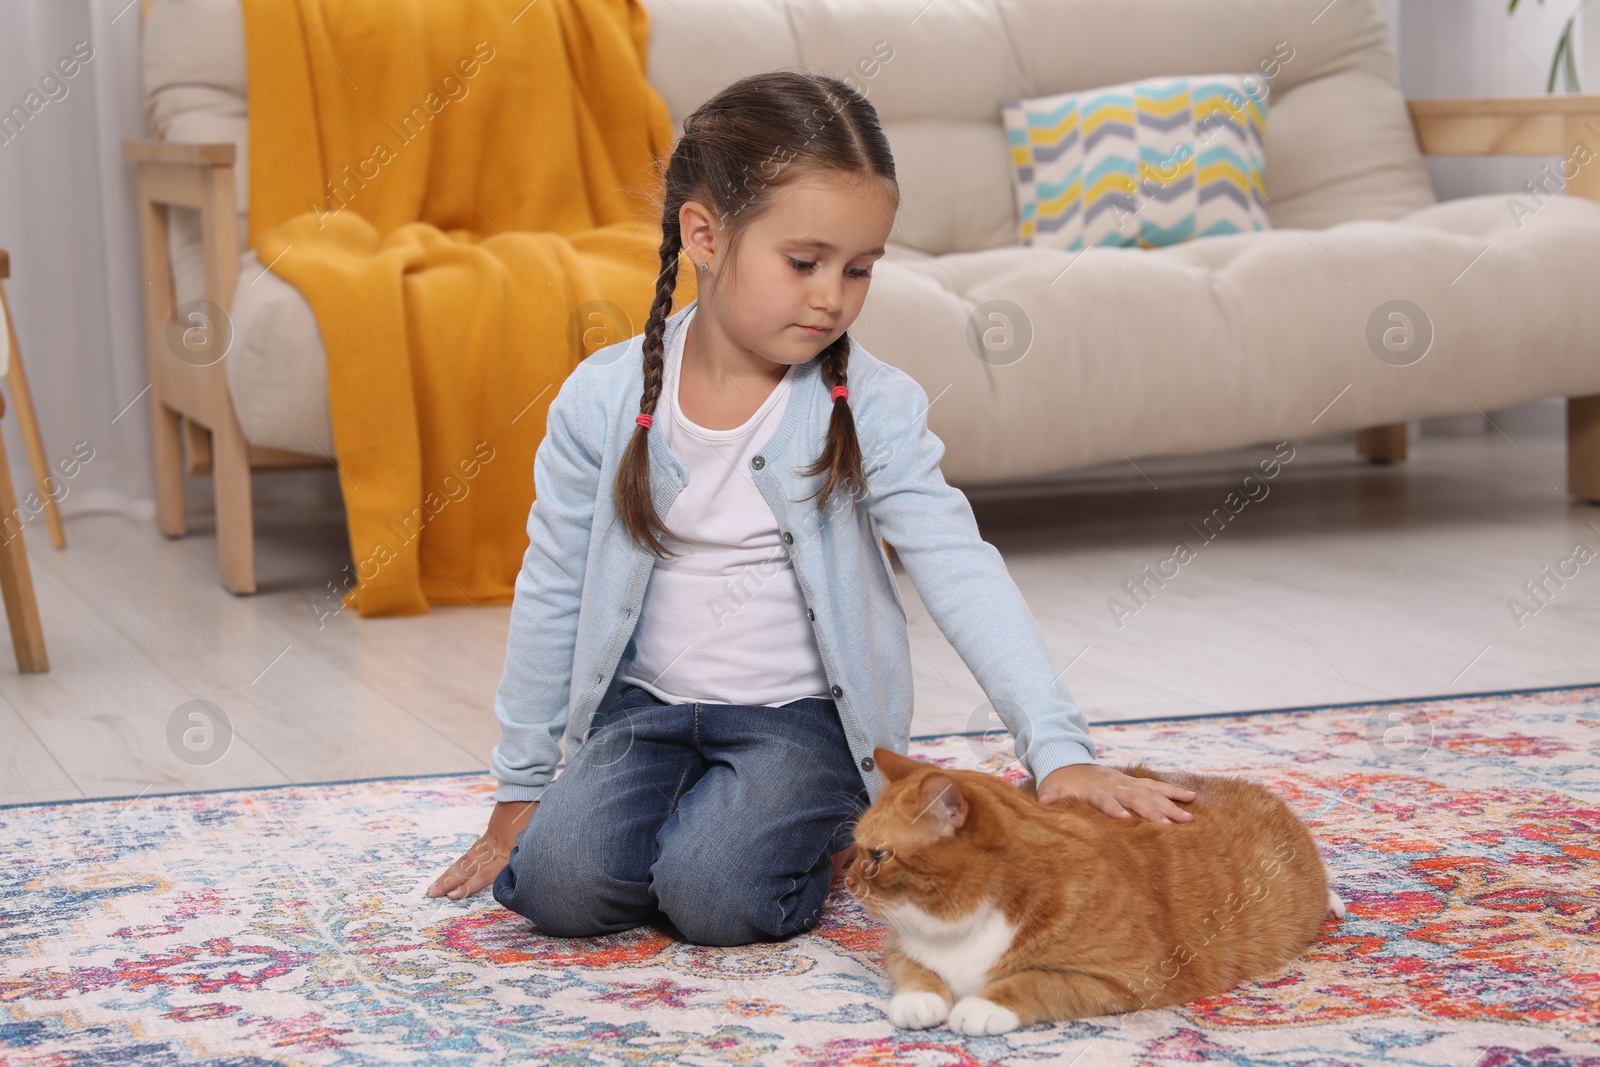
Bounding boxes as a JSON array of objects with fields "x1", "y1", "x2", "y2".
[{"x1": 882, "y1": 899, "x2": 1018, "y2": 1001}]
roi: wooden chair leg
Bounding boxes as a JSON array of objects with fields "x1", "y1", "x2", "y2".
[
  {"x1": 1357, "y1": 422, "x2": 1409, "y2": 464},
  {"x1": 0, "y1": 278, "x2": 65, "y2": 549},
  {"x1": 1569, "y1": 394, "x2": 1600, "y2": 504},
  {"x1": 151, "y1": 399, "x2": 188, "y2": 537},
  {"x1": 197, "y1": 156, "x2": 255, "y2": 595},
  {"x1": 212, "y1": 413, "x2": 257, "y2": 595},
  {"x1": 0, "y1": 394, "x2": 48, "y2": 672},
  {"x1": 183, "y1": 416, "x2": 213, "y2": 475}
]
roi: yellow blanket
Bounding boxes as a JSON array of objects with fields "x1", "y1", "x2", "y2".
[{"x1": 241, "y1": 0, "x2": 686, "y2": 616}]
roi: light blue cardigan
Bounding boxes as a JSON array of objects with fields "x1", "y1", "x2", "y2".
[{"x1": 489, "y1": 298, "x2": 1097, "y2": 805}]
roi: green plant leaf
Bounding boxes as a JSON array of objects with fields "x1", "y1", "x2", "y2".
[
  {"x1": 1561, "y1": 18, "x2": 1581, "y2": 91},
  {"x1": 1511, "y1": 0, "x2": 1587, "y2": 94}
]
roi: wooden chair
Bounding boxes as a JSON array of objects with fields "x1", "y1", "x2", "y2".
[{"x1": 0, "y1": 248, "x2": 55, "y2": 672}]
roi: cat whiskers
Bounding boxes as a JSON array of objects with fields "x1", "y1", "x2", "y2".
[
  {"x1": 835, "y1": 804, "x2": 870, "y2": 847},
  {"x1": 851, "y1": 844, "x2": 897, "y2": 906}
]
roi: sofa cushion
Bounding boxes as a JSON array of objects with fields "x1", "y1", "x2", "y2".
[
  {"x1": 1001, "y1": 74, "x2": 1273, "y2": 250},
  {"x1": 641, "y1": 0, "x2": 1435, "y2": 256},
  {"x1": 226, "y1": 251, "x2": 336, "y2": 456},
  {"x1": 854, "y1": 194, "x2": 1600, "y2": 483},
  {"x1": 212, "y1": 192, "x2": 1600, "y2": 465}
]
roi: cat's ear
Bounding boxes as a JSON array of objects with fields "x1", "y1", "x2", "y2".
[
  {"x1": 915, "y1": 773, "x2": 968, "y2": 837},
  {"x1": 872, "y1": 747, "x2": 926, "y2": 782}
]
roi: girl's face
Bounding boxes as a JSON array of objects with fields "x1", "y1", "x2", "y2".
[{"x1": 684, "y1": 171, "x2": 897, "y2": 368}]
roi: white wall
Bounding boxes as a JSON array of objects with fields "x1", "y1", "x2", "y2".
[
  {"x1": 1375, "y1": 0, "x2": 1401, "y2": 52},
  {"x1": 1591, "y1": 0, "x2": 1600, "y2": 86}
]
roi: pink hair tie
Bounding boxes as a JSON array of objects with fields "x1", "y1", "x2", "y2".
[
  {"x1": 831, "y1": 385, "x2": 849, "y2": 401},
  {"x1": 635, "y1": 412, "x2": 653, "y2": 429}
]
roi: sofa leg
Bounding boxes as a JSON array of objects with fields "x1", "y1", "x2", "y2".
[
  {"x1": 151, "y1": 397, "x2": 187, "y2": 538},
  {"x1": 1570, "y1": 394, "x2": 1600, "y2": 504},
  {"x1": 211, "y1": 414, "x2": 257, "y2": 595},
  {"x1": 1357, "y1": 422, "x2": 1408, "y2": 464}
]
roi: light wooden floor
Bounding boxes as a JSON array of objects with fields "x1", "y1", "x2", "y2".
[{"x1": 2, "y1": 429, "x2": 1596, "y2": 806}]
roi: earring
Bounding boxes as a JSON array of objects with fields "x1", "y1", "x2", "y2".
[{"x1": 697, "y1": 261, "x2": 709, "y2": 273}]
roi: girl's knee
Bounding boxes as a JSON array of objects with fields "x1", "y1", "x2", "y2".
[
  {"x1": 495, "y1": 832, "x2": 660, "y2": 939},
  {"x1": 652, "y1": 846, "x2": 829, "y2": 947},
  {"x1": 493, "y1": 844, "x2": 567, "y2": 933},
  {"x1": 495, "y1": 851, "x2": 614, "y2": 938},
  {"x1": 655, "y1": 881, "x2": 768, "y2": 946}
]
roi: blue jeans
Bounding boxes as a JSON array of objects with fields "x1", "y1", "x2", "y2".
[{"x1": 492, "y1": 682, "x2": 870, "y2": 947}]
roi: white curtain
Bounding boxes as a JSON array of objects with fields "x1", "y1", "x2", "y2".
[{"x1": 0, "y1": 0, "x2": 156, "y2": 528}]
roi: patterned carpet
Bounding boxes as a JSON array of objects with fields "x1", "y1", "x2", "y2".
[{"x1": 3, "y1": 684, "x2": 1598, "y2": 1065}]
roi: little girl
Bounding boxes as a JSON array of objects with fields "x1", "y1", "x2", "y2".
[{"x1": 427, "y1": 70, "x2": 1195, "y2": 945}]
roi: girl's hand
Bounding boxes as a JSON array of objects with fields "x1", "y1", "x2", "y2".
[
  {"x1": 427, "y1": 800, "x2": 538, "y2": 899},
  {"x1": 1036, "y1": 764, "x2": 1196, "y2": 824}
]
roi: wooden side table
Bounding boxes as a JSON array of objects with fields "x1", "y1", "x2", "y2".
[{"x1": 0, "y1": 248, "x2": 53, "y2": 672}]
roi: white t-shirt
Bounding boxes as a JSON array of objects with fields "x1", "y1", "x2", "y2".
[{"x1": 617, "y1": 307, "x2": 832, "y2": 707}]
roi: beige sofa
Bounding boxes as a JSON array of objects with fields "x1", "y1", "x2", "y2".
[{"x1": 129, "y1": 0, "x2": 1600, "y2": 594}]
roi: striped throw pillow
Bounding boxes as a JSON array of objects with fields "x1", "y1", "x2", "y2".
[{"x1": 1001, "y1": 75, "x2": 1272, "y2": 250}]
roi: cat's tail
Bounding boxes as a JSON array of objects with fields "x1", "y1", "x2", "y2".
[{"x1": 1326, "y1": 888, "x2": 1347, "y2": 920}]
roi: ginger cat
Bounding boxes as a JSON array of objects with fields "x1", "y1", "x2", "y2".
[{"x1": 842, "y1": 747, "x2": 1345, "y2": 1035}]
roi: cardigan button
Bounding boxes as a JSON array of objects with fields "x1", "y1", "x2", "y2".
[
  {"x1": 831, "y1": 684, "x2": 843, "y2": 697},
  {"x1": 806, "y1": 608, "x2": 815, "y2": 621},
  {"x1": 860, "y1": 755, "x2": 875, "y2": 771},
  {"x1": 782, "y1": 531, "x2": 794, "y2": 544},
  {"x1": 751, "y1": 455, "x2": 765, "y2": 469}
]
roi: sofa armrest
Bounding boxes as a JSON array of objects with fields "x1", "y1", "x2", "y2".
[
  {"x1": 123, "y1": 133, "x2": 245, "y2": 472},
  {"x1": 121, "y1": 135, "x2": 240, "y2": 323},
  {"x1": 1408, "y1": 96, "x2": 1600, "y2": 202},
  {"x1": 122, "y1": 139, "x2": 236, "y2": 167}
]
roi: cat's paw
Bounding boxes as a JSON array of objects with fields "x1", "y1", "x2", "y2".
[
  {"x1": 948, "y1": 996, "x2": 1021, "y2": 1036},
  {"x1": 888, "y1": 990, "x2": 950, "y2": 1029},
  {"x1": 1326, "y1": 889, "x2": 1347, "y2": 920}
]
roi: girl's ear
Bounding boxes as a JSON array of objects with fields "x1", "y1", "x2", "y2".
[{"x1": 873, "y1": 746, "x2": 925, "y2": 782}]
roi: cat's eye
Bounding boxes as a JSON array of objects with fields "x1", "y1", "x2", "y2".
[{"x1": 867, "y1": 848, "x2": 888, "y2": 864}]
